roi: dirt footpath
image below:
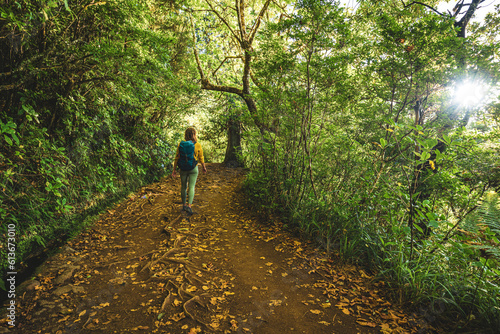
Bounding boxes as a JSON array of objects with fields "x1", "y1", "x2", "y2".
[{"x1": 9, "y1": 163, "x2": 419, "y2": 333}]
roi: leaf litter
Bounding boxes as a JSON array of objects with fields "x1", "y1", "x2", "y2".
[{"x1": 13, "y1": 163, "x2": 431, "y2": 333}]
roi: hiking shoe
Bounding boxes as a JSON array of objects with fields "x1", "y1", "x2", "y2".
[{"x1": 185, "y1": 207, "x2": 193, "y2": 215}]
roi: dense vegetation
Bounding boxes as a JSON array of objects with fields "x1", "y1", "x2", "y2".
[
  {"x1": 2, "y1": 0, "x2": 499, "y2": 331},
  {"x1": 0, "y1": 0, "x2": 197, "y2": 277},
  {"x1": 190, "y1": 0, "x2": 500, "y2": 330}
]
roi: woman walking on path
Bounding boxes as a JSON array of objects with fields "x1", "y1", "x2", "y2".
[{"x1": 172, "y1": 127, "x2": 207, "y2": 214}]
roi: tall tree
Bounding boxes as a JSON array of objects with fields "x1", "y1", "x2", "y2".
[{"x1": 189, "y1": 0, "x2": 278, "y2": 134}]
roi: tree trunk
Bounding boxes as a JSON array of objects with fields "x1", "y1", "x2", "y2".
[{"x1": 224, "y1": 117, "x2": 243, "y2": 168}]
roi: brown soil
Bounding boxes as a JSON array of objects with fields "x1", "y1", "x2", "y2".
[{"x1": 7, "y1": 163, "x2": 423, "y2": 333}]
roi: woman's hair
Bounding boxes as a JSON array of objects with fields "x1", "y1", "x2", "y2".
[{"x1": 184, "y1": 127, "x2": 197, "y2": 142}]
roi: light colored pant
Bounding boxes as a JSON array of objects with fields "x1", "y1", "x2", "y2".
[{"x1": 180, "y1": 165, "x2": 199, "y2": 205}]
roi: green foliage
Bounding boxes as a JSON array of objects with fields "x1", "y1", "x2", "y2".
[
  {"x1": 241, "y1": 0, "x2": 500, "y2": 331},
  {"x1": 0, "y1": 0, "x2": 195, "y2": 275}
]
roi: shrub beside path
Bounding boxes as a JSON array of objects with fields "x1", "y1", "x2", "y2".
[{"x1": 10, "y1": 163, "x2": 423, "y2": 333}]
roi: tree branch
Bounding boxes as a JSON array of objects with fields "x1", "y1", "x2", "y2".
[
  {"x1": 205, "y1": 0, "x2": 242, "y2": 44},
  {"x1": 401, "y1": 0, "x2": 445, "y2": 16},
  {"x1": 211, "y1": 56, "x2": 243, "y2": 77},
  {"x1": 236, "y1": 0, "x2": 247, "y2": 41},
  {"x1": 249, "y1": 70, "x2": 267, "y2": 93},
  {"x1": 0, "y1": 84, "x2": 19, "y2": 92},
  {"x1": 457, "y1": 0, "x2": 483, "y2": 28},
  {"x1": 189, "y1": 15, "x2": 207, "y2": 82},
  {"x1": 248, "y1": 0, "x2": 271, "y2": 45},
  {"x1": 201, "y1": 79, "x2": 243, "y2": 96}
]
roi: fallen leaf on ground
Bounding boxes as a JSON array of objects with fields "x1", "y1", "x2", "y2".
[{"x1": 356, "y1": 319, "x2": 377, "y2": 327}]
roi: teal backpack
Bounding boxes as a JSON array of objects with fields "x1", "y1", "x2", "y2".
[{"x1": 177, "y1": 141, "x2": 197, "y2": 171}]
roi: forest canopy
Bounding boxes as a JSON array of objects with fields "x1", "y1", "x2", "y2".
[{"x1": 1, "y1": 0, "x2": 499, "y2": 331}]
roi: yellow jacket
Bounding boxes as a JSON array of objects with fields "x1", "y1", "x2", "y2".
[{"x1": 174, "y1": 141, "x2": 205, "y2": 165}]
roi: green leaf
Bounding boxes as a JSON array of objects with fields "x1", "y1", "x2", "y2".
[
  {"x1": 428, "y1": 221, "x2": 439, "y2": 228},
  {"x1": 414, "y1": 224, "x2": 423, "y2": 234}
]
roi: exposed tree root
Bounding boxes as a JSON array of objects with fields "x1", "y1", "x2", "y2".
[
  {"x1": 184, "y1": 272, "x2": 206, "y2": 286},
  {"x1": 132, "y1": 206, "x2": 163, "y2": 228},
  {"x1": 160, "y1": 290, "x2": 172, "y2": 312},
  {"x1": 158, "y1": 257, "x2": 192, "y2": 266},
  {"x1": 98, "y1": 250, "x2": 156, "y2": 269},
  {"x1": 183, "y1": 295, "x2": 209, "y2": 327},
  {"x1": 141, "y1": 247, "x2": 190, "y2": 272},
  {"x1": 174, "y1": 234, "x2": 186, "y2": 248}
]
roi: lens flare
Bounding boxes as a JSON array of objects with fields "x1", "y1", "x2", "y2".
[{"x1": 453, "y1": 80, "x2": 488, "y2": 107}]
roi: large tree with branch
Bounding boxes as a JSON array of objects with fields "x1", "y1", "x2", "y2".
[{"x1": 190, "y1": 0, "x2": 279, "y2": 135}]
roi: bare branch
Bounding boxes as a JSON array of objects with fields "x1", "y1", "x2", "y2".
[
  {"x1": 457, "y1": 0, "x2": 482, "y2": 28},
  {"x1": 235, "y1": 0, "x2": 246, "y2": 41},
  {"x1": 211, "y1": 56, "x2": 243, "y2": 77},
  {"x1": 201, "y1": 79, "x2": 243, "y2": 96},
  {"x1": 401, "y1": 0, "x2": 446, "y2": 16},
  {"x1": 205, "y1": 0, "x2": 242, "y2": 44},
  {"x1": 249, "y1": 0, "x2": 271, "y2": 45},
  {"x1": 453, "y1": 0, "x2": 466, "y2": 18},
  {"x1": 189, "y1": 15, "x2": 207, "y2": 81}
]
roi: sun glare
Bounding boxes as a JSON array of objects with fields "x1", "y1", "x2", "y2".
[{"x1": 453, "y1": 80, "x2": 488, "y2": 107}]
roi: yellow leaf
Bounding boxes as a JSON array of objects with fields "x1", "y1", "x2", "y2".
[
  {"x1": 58, "y1": 316, "x2": 70, "y2": 323},
  {"x1": 186, "y1": 285, "x2": 197, "y2": 293},
  {"x1": 356, "y1": 319, "x2": 377, "y2": 327},
  {"x1": 386, "y1": 128, "x2": 394, "y2": 132},
  {"x1": 78, "y1": 310, "x2": 86, "y2": 317},
  {"x1": 359, "y1": 270, "x2": 370, "y2": 278},
  {"x1": 310, "y1": 309, "x2": 321, "y2": 314},
  {"x1": 342, "y1": 308, "x2": 350, "y2": 315},
  {"x1": 418, "y1": 131, "x2": 424, "y2": 135},
  {"x1": 429, "y1": 160, "x2": 435, "y2": 170}
]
